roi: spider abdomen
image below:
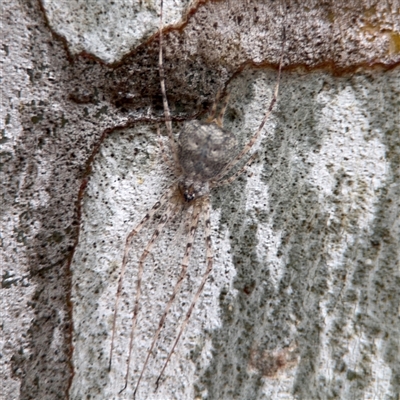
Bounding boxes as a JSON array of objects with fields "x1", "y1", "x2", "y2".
[{"x1": 178, "y1": 120, "x2": 237, "y2": 182}]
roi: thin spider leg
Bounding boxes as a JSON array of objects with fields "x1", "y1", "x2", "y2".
[
  {"x1": 133, "y1": 202, "x2": 202, "y2": 398},
  {"x1": 205, "y1": 89, "x2": 222, "y2": 123},
  {"x1": 215, "y1": 93, "x2": 230, "y2": 127},
  {"x1": 156, "y1": 124, "x2": 175, "y2": 172},
  {"x1": 109, "y1": 185, "x2": 175, "y2": 372},
  {"x1": 120, "y1": 200, "x2": 182, "y2": 395},
  {"x1": 211, "y1": 151, "x2": 259, "y2": 188},
  {"x1": 155, "y1": 196, "x2": 213, "y2": 390},
  {"x1": 169, "y1": 205, "x2": 191, "y2": 250},
  {"x1": 158, "y1": 0, "x2": 180, "y2": 168},
  {"x1": 211, "y1": 31, "x2": 286, "y2": 182}
]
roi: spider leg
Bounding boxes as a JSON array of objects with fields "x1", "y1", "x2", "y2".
[
  {"x1": 169, "y1": 204, "x2": 191, "y2": 250},
  {"x1": 158, "y1": 0, "x2": 180, "y2": 169},
  {"x1": 155, "y1": 195, "x2": 214, "y2": 390},
  {"x1": 205, "y1": 88, "x2": 222, "y2": 123},
  {"x1": 156, "y1": 123, "x2": 175, "y2": 172},
  {"x1": 133, "y1": 202, "x2": 202, "y2": 398},
  {"x1": 205, "y1": 91, "x2": 230, "y2": 128},
  {"x1": 120, "y1": 200, "x2": 182, "y2": 394},
  {"x1": 109, "y1": 185, "x2": 176, "y2": 372},
  {"x1": 212, "y1": 30, "x2": 286, "y2": 182},
  {"x1": 211, "y1": 151, "x2": 259, "y2": 188},
  {"x1": 215, "y1": 93, "x2": 230, "y2": 127}
]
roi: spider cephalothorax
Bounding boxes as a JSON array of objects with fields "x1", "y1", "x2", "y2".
[{"x1": 178, "y1": 180, "x2": 204, "y2": 202}]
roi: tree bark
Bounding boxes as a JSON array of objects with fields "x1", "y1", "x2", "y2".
[{"x1": 1, "y1": 1, "x2": 399, "y2": 399}]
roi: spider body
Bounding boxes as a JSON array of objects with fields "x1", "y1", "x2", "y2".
[{"x1": 177, "y1": 120, "x2": 238, "y2": 202}]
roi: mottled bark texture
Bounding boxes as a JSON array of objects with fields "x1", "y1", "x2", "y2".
[{"x1": 1, "y1": 1, "x2": 399, "y2": 399}]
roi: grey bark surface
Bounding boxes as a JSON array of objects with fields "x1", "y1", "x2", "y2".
[{"x1": 1, "y1": 1, "x2": 399, "y2": 400}]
